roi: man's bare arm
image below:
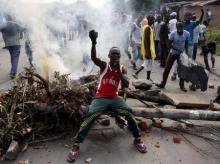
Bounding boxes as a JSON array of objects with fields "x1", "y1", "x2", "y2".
[{"x1": 89, "y1": 30, "x2": 106, "y2": 71}]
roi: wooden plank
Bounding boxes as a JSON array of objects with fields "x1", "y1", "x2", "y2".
[{"x1": 160, "y1": 92, "x2": 209, "y2": 109}]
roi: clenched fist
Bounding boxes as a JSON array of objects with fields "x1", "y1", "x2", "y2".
[{"x1": 89, "y1": 30, "x2": 98, "y2": 45}]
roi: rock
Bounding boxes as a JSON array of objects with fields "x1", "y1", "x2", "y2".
[
  {"x1": 209, "y1": 103, "x2": 220, "y2": 111},
  {"x1": 132, "y1": 80, "x2": 152, "y2": 90},
  {"x1": 171, "y1": 122, "x2": 186, "y2": 130},
  {"x1": 5, "y1": 140, "x2": 20, "y2": 160},
  {"x1": 16, "y1": 160, "x2": 30, "y2": 164},
  {"x1": 208, "y1": 84, "x2": 215, "y2": 89},
  {"x1": 173, "y1": 136, "x2": 182, "y2": 144},
  {"x1": 138, "y1": 119, "x2": 152, "y2": 131},
  {"x1": 154, "y1": 142, "x2": 160, "y2": 148},
  {"x1": 85, "y1": 157, "x2": 92, "y2": 163}
]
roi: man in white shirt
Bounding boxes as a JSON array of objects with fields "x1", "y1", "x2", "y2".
[{"x1": 169, "y1": 12, "x2": 177, "y2": 33}]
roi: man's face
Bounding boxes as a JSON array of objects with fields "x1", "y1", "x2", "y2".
[
  {"x1": 147, "y1": 16, "x2": 155, "y2": 26},
  {"x1": 109, "y1": 53, "x2": 120, "y2": 65},
  {"x1": 184, "y1": 12, "x2": 192, "y2": 21},
  {"x1": 177, "y1": 23, "x2": 183, "y2": 34}
]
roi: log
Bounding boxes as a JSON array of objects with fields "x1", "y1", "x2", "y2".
[
  {"x1": 118, "y1": 89, "x2": 168, "y2": 104},
  {"x1": 132, "y1": 107, "x2": 220, "y2": 121},
  {"x1": 132, "y1": 80, "x2": 152, "y2": 90}
]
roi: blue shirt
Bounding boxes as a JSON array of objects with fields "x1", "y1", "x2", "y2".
[
  {"x1": 184, "y1": 21, "x2": 198, "y2": 46},
  {"x1": 169, "y1": 30, "x2": 190, "y2": 54}
]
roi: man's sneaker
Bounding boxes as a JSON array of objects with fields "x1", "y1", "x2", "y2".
[
  {"x1": 67, "y1": 146, "x2": 80, "y2": 163},
  {"x1": 132, "y1": 73, "x2": 138, "y2": 79},
  {"x1": 133, "y1": 138, "x2": 147, "y2": 153},
  {"x1": 180, "y1": 86, "x2": 187, "y2": 92},
  {"x1": 9, "y1": 75, "x2": 15, "y2": 79},
  {"x1": 155, "y1": 83, "x2": 164, "y2": 89},
  {"x1": 212, "y1": 67, "x2": 216, "y2": 70},
  {"x1": 171, "y1": 74, "x2": 176, "y2": 81}
]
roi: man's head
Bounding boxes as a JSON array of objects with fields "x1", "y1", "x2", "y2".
[
  {"x1": 170, "y1": 12, "x2": 177, "y2": 19},
  {"x1": 176, "y1": 21, "x2": 184, "y2": 35},
  {"x1": 164, "y1": 14, "x2": 170, "y2": 24},
  {"x1": 147, "y1": 15, "x2": 155, "y2": 26},
  {"x1": 156, "y1": 15, "x2": 162, "y2": 23},
  {"x1": 108, "y1": 47, "x2": 121, "y2": 65},
  {"x1": 203, "y1": 20, "x2": 209, "y2": 26},
  {"x1": 184, "y1": 12, "x2": 192, "y2": 22}
]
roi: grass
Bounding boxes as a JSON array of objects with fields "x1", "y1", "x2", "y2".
[{"x1": 205, "y1": 27, "x2": 220, "y2": 56}]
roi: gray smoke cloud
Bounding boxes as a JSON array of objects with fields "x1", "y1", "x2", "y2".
[{"x1": 0, "y1": 0, "x2": 132, "y2": 79}]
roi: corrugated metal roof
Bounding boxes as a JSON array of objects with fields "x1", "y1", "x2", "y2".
[
  {"x1": 191, "y1": 0, "x2": 219, "y2": 6},
  {"x1": 163, "y1": 0, "x2": 219, "y2": 7}
]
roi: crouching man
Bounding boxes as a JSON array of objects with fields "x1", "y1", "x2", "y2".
[{"x1": 67, "y1": 30, "x2": 147, "y2": 163}]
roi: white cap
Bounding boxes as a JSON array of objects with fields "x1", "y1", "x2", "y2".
[{"x1": 170, "y1": 12, "x2": 177, "y2": 17}]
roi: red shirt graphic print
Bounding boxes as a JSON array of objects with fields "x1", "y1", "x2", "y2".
[{"x1": 96, "y1": 64, "x2": 125, "y2": 98}]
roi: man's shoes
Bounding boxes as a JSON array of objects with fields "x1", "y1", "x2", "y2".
[
  {"x1": 155, "y1": 83, "x2": 164, "y2": 89},
  {"x1": 134, "y1": 138, "x2": 147, "y2": 153},
  {"x1": 67, "y1": 146, "x2": 80, "y2": 163},
  {"x1": 9, "y1": 74, "x2": 16, "y2": 79},
  {"x1": 171, "y1": 74, "x2": 176, "y2": 81},
  {"x1": 132, "y1": 62, "x2": 137, "y2": 70},
  {"x1": 189, "y1": 84, "x2": 196, "y2": 91},
  {"x1": 132, "y1": 73, "x2": 138, "y2": 79},
  {"x1": 180, "y1": 87, "x2": 187, "y2": 92},
  {"x1": 212, "y1": 67, "x2": 216, "y2": 70}
]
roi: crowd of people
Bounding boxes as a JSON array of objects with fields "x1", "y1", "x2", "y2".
[
  {"x1": 128, "y1": 7, "x2": 216, "y2": 92},
  {"x1": 0, "y1": 5, "x2": 218, "y2": 163}
]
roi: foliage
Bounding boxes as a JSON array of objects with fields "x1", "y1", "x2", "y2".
[{"x1": 205, "y1": 27, "x2": 220, "y2": 56}]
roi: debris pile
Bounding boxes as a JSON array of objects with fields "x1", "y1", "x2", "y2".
[{"x1": 0, "y1": 68, "x2": 98, "y2": 159}]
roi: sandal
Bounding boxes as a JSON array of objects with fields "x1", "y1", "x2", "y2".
[
  {"x1": 133, "y1": 139, "x2": 147, "y2": 153},
  {"x1": 67, "y1": 146, "x2": 80, "y2": 163}
]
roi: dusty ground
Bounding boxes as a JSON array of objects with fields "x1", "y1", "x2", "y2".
[{"x1": 0, "y1": 38, "x2": 220, "y2": 164}]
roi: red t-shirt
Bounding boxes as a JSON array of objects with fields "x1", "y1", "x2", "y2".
[{"x1": 96, "y1": 64, "x2": 125, "y2": 98}]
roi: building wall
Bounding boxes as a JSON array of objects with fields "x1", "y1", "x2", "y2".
[{"x1": 180, "y1": 5, "x2": 220, "y2": 27}]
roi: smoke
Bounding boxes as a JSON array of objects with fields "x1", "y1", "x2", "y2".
[{"x1": 0, "y1": 0, "x2": 132, "y2": 79}]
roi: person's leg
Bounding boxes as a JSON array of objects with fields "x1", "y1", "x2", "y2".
[
  {"x1": 132, "y1": 64, "x2": 144, "y2": 79},
  {"x1": 202, "y1": 45, "x2": 210, "y2": 70},
  {"x1": 9, "y1": 46, "x2": 21, "y2": 78},
  {"x1": 67, "y1": 98, "x2": 110, "y2": 162},
  {"x1": 211, "y1": 54, "x2": 216, "y2": 69},
  {"x1": 157, "y1": 54, "x2": 176, "y2": 88},
  {"x1": 25, "y1": 42, "x2": 33, "y2": 67},
  {"x1": 171, "y1": 62, "x2": 178, "y2": 80},
  {"x1": 143, "y1": 59, "x2": 153, "y2": 80},
  {"x1": 193, "y1": 43, "x2": 198, "y2": 60},
  {"x1": 176, "y1": 56, "x2": 187, "y2": 92},
  {"x1": 155, "y1": 40, "x2": 159, "y2": 60},
  {"x1": 160, "y1": 44, "x2": 166, "y2": 67},
  {"x1": 188, "y1": 45, "x2": 194, "y2": 59},
  {"x1": 111, "y1": 98, "x2": 147, "y2": 153},
  {"x1": 132, "y1": 46, "x2": 139, "y2": 70}
]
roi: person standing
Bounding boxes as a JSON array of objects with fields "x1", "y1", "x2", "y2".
[
  {"x1": 192, "y1": 15, "x2": 201, "y2": 60},
  {"x1": 169, "y1": 12, "x2": 177, "y2": 33},
  {"x1": 132, "y1": 15, "x2": 156, "y2": 81},
  {"x1": 0, "y1": 15, "x2": 24, "y2": 79},
  {"x1": 156, "y1": 22, "x2": 190, "y2": 92},
  {"x1": 159, "y1": 15, "x2": 170, "y2": 67},
  {"x1": 130, "y1": 16, "x2": 143, "y2": 70},
  {"x1": 206, "y1": 9, "x2": 213, "y2": 24},
  {"x1": 153, "y1": 15, "x2": 162, "y2": 60},
  {"x1": 171, "y1": 8, "x2": 204, "y2": 80}
]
